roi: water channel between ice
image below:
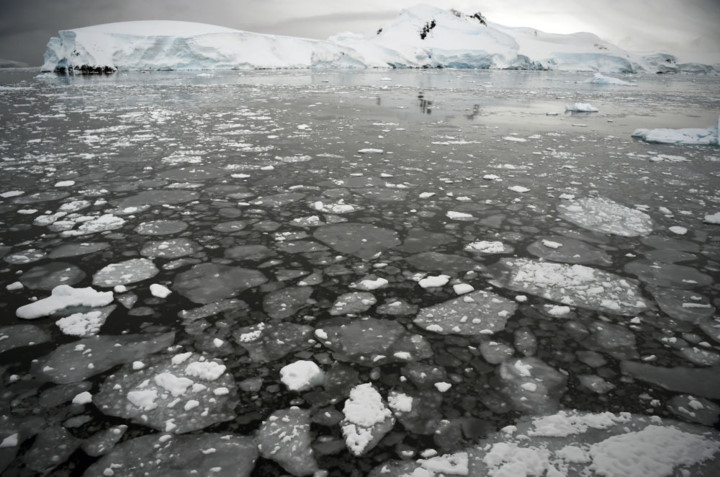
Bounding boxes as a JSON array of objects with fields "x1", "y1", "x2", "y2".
[{"x1": 0, "y1": 69, "x2": 719, "y2": 476}]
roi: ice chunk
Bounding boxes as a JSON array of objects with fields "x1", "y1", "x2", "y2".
[
  {"x1": 82, "y1": 433, "x2": 257, "y2": 477},
  {"x1": 369, "y1": 411, "x2": 720, "y2": 477},
  {"x1": 0, "y1": 324, "x2": 51, "y2": 353},
  {"x1": 414, "y1": 290, "x2": 517, "y2": 336},
  {"x1": 489, "y1": 258, "x2": 648, "y2": 316},
  {"x1": 330, "y1": 292, "x2": 377, "y2": 315},
  {"x1": 316, "y1": 317, "x2": 432, "y2": 366},
  {"x1": 587, "y1": 72, "x2": 634, "y2": 85},
  {"x1": 498, "y1": 357, "x2": 567, "y2": 414},
  {"x1": 263, "y1": 286, "x2": 313, "y2": 320},
  {"x1": 621, "y1": 361, "x2": 720, "y2": 399},
  {"x1": 141, "y1": 238, "x2": 201, "y2": 259},
  {"x1": 527, "y1": 236, "x2": 611, "y2": 266},
  {"x1": 33, "y1": 332, "x2": 174, "y2": 384},
  {"x1": 558, "y1": 197, "x2": 653, "y2": 237},
  {"x1": 233, "y1": 322, "x2": 314, "y2": 362},
  {"x1": 55, "y1": 306, "x2": 115, "y2": 337},
  {"x1": 342, "y1": 383, "x2": 395, "y2": 456},
  {"x1": 632, "y1": 123, "x2": 718, "y2": 146},
  {"x1": 173, "y1": 263, "x2": 267, "y2": 304},
  {"x1": 280, "y1": 360, "x2": 325, "y2": 391},
  {"x1": 16, "y1": 284, "x2": 113, "y2": 319},
  {"x1": 418, "y1": 274, "x2": 450, "y2": 288},
  {"x1": 464, "y1": 240, "x2": 512, "y2": 254},
  {"x1": 93, "y1": 258, "x2": 159, "y2": 287},
  {"x1": 19, "y1": 262, "x2": 86, "y2": 290},
  {"x1": 565, "y1": 103, "x2": 598, "y2": 112},
  {"x1": 257, "y1": 407, "x2": 318, "y2": 476},
  {"x1": 150, "y1": 283, "x2": 172, "y2": 298},
  {"x1": 314, "y1": 223, "x2": 400, "y2": 259},
  {"x1": 94, "y1": 353, "x2": 235, "y2": 433},
  {"x1": 61, "y1": 214, "x2": 125, "y2": 237},
  {"x1": 135, "y1": 220, "x2": 188, "y2": 235}
]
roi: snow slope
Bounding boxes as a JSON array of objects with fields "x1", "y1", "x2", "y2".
[{"x1": 41, "y1": 5, "x2": 714, "y2": 73}]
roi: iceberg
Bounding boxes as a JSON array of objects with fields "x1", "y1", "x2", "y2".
[
  {"x1": 40, "y1": 5, "x2": 704, "y2": 73},
  {"x1": 632, "y1": 118, "x2": 719, "y2": 146}
]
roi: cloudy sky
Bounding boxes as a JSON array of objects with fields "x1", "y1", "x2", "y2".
[{"x1": 1, "y1": 0, "x2": 718, "y2": 65}]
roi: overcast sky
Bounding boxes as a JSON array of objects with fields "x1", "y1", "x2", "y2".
[{"x1": 1, "y1": 0, "x2": 718, "y2": 65}]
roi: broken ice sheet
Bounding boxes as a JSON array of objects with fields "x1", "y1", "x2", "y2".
[
  {"x1": 257, "y1": 407, "x2": 318, "y2": 475},
  {"x1": 315, "y1": 317, "x2": 432, "y2": 366},
  {"x1": 234, "y1": 322, "x2": 314, "y2": 362},
  {"x1": 93, "y1": 258, "x2": 159, "y2": 287},
  {"x1": 314, "y1": 222, "x2": 400, "y2": 259},
  {"x1": 414, "y1": 290, "x2": 517, "y2": 336},
  {"x1": 342, "y1": 383, "x2": 395, "y2": 456},
  {"x1": 172, "y1": 263, "x2": 267, "y2": 304},
  {"x1": 83, "y1": 433, "x2": 257, "y2": 477},
  {"x1": 558, "y1": 197, "x2": 653, "y2": 237},
  {"x1": 33, "y1": 332, "x2": 175, "y2": 384},
  {"x1": 370, "y1": 411, "x2": 720, "y2": 477},
  {"x1": 94, "y1": 352, "x2": 236, "y2": 434},
  {"x1": 489, "y1": 258, "x2": 648, "y2": 316}
]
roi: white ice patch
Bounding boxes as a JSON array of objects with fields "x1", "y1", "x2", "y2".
[
  {"x1": 184, "y1": 360, "x2": 226, "y2": 381},
  {"x1": 558, "y1": 197, "x2": 653, "y2": 237},
  {"x1": 16, "y1": 284, "x2": 114, "y2": 320},
  {"x1": 279, "y1": 360, "x2": 325, "y2": 391}
]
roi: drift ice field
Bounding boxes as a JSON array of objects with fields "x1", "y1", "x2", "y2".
[{"x1": 1, "y1": 5, "x2": 720, "y2": 477}]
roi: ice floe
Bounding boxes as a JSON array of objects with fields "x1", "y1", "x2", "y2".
[
  {"x1": 489, "y1": 258, "x2": 648, "y2": 316},
  {"x1": 632, "y1": 120, "x2": 719, "y2": 146},
  {"x1": 33, "y1": 332, "x2": 174, "y2": 383},
  {"x1": 342, "y1": 383, "x2": 395, "y2": 456},
  {"x1": 16, "y1": 284, "x2": 114, "y2": 319},
  {"x1": 83, "y1": 433, "x2": 258, "y2": 477},
  {"x1": 369, "y1": 411, "x2": 720, "y2": 477},
  {"x1": 93, "y1": 258, "x2": 159, "y2": 287},
  {"x1": 257, "y1": 407, "x2": 318, "y2": 476},
  {"x1": 172, "y1": 263, "x2": 267, "y2": 304},
  {"x1": 558, "y1": 197, "x2": 653, "y2": 237},
  {"x1": 94, "y1": 352, "x2": 236, "y2": 433},
  {"x1": 414, "y1": 290, "x2": 517, "y2": 336}
]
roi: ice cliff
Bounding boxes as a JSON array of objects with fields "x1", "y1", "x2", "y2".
[{"x1": 41, "y1": 5, "x2": 714, "y2": 74}]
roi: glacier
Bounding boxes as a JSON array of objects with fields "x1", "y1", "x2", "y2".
[{"x1": 41, "y1": 5, "x2": 712, "y2": 74}]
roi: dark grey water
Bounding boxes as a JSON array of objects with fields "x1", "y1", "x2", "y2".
[{"x1": 0, "y1": 68, "x2": 719, "y2": 476}]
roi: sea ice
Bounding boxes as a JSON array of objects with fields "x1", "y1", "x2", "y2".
[
  {"x1": 315, "y1": 317, "x2": 432, "y2": 366},
  {"x1": 371, "y1": 410, "x2": 720, "y2": 477},
  {"x1": 16, "y1": 284, "x2": 114, "y2": 319},
  {"x1": 632, "y1": 123, "x2": 719, "y2": 146},
  {"x1": 498, "y1": 357, "x2": 567, "y2": 414},
  {"x1": 489, "y1": 258, "x2": 648, "y2": 316},
  {"x1": 558, "y1": 197, "x2": 653, "y2": 237},
  {"x1": 55, "y1": 306, "x2": 115, "y2": 337},
  {"x1": 280, "y1": 360, "x2": 325, "y2": 391},
  {"x1": 263, "y1": 286, "x2": 313, "y2": 320},
  {"x1": 19, "y1": 262, "x2": 86, "y2": 290},
  {"x1": 94, "y1": 353, "x2": 236, "y2": 433},
  {"x1": 314, "y1": 223, "x2": 400, "y2": 259},
  {"x1": 0, "y1": 324, "x2": 51, "y2": 353},
  {"x1": 173, "y1": 263, "x2": 267, "y2": 304},
  {"x1": 82, "y1": 433, "x2": 257, "y2": 477},
  {"x1": 414, "y1": 290, "x2": 517, "y2": 336},
  {"x1": 342, "y1": 383, "x2": 395, "y2": 456},
  {"x1": 33, "y1": 332, "x2": 175, "y2": 384},
  {"x1": 93, "y1": 258, "x2": 159, "y2": 287},
  {"x1": 565, "y1": 103, "x2": 598, "y2": 112},
  {"x1": 257, "y1": 407, "x2": 318, "y2": 476},
  {"x1": 234, "y1": 322, "x2": 314, "y2": 362}
]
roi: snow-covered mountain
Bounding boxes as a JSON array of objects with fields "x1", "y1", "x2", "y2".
[{"x1": 41, "y1": 4, "x2": 715, "y2": 74}]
